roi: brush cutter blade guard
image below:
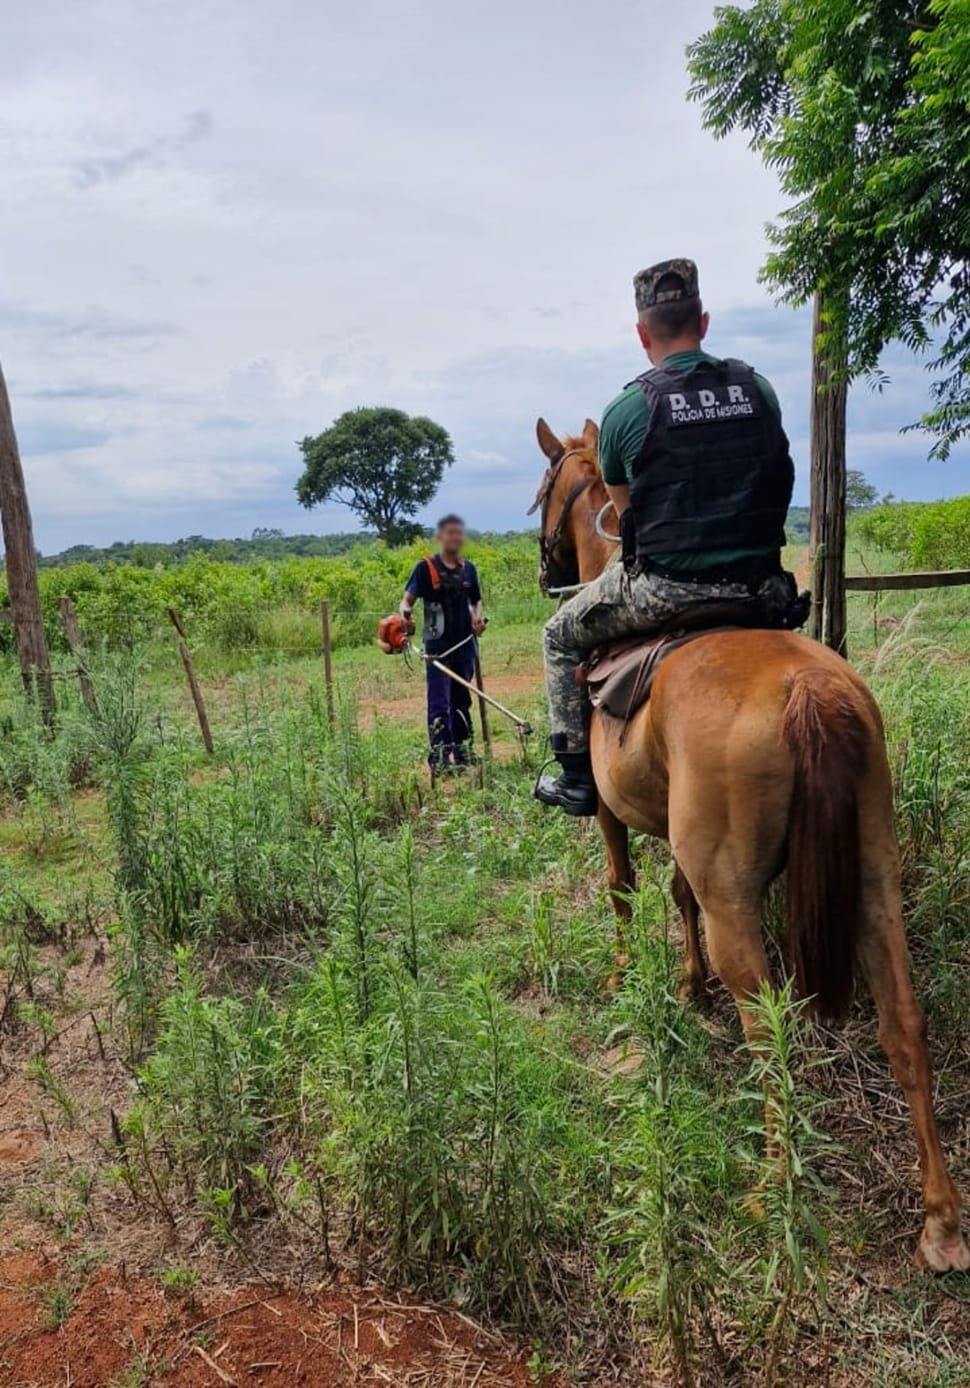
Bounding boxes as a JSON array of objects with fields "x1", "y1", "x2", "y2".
[{"x1": 377, "y1": 614, "x2": 413, "y2": 654}]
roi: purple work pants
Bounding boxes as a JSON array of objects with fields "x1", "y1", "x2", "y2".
[{"x1": 426, "y1": 644, "x2": 476, "y2": 766}]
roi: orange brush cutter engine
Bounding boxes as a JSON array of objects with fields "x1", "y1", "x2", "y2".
[{"x1": 376, "y1": 614, "x2": 414, "y2": 654}]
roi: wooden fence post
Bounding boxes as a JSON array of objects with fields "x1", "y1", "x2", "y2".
[
  {"x1": 320, "y1": 600, "x2": 335, "y2": 730},
  {"x1": 167, "y1": 608, "x2": 214, "y2": 754},
  {"x1": 58, "y1": 596, "x2": 98, "y2": 716},
  {"x1": 0, "y1": 363, "x2": 55, "y2": 722},
  {"x1": 808, "y1": 290, "x2": 849, "y2": 656},
  {"x1": 473, "y1": 648, "x2": 492, "y2": 753}
]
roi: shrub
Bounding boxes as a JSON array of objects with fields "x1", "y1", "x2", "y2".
[
  {"x1": 856, "y1": 496, "x2": 970, "y2": 569},
  {"x1": 0, "y1": 535, "x2": 544, "y2": 657}
]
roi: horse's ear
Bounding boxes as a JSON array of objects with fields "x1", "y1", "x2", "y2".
[
  {"x1": 583, "y1": 417, "x2": 599, "y2": 448},
  {"x1": 536, "y1": 417, "x2": 563, "y2": 463}
]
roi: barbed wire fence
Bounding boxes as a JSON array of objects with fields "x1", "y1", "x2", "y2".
[
  {"x1": 17, "y1": 591, "x2": 553, "y2": 757},
  {"x1": 4, "y1": 578, "x2": 967, "y2": 757}
]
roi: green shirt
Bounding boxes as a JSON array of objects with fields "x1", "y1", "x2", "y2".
[{"x1": 599, "y1": 349, "x2": 785, "y2": 571}]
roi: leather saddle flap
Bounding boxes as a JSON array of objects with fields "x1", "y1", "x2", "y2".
[
  {"x1": 580, "y1": 632, "x2": 703, "y2": 722},
  {"x1": 581, "y1": 606, "x2": 758, "y2": 723}
]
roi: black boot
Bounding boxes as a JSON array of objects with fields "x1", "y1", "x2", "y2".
[
  {"x1": 452, "y1": 742, "x2": 477, "y2": 771},
  {"x1": 534, "y1": 746, "x2": 598, "y2": 817}
]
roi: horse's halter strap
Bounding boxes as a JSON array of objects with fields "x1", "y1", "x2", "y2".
[{"x1": 528, "y1": 448, "x2": 593, "y2": 593}]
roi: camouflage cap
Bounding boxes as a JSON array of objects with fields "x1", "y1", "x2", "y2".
[{"x1": 633, "y1": 258, "x2": 700, "y2": 312}]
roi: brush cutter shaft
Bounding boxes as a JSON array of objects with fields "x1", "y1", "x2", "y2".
[{"x1": 427, "y1": 656, "x2": 532, "y2": 734}]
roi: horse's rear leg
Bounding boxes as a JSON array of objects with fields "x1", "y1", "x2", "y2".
[
  {"x1": 598, "y1": 802, "x2": 632, "y2": 981},
  {"x1": 858, "y1": 867, "x2": 969, "y2": 1271},
  {"x1": 702, "y1": 901, "x2": 771, "y2": 1040},
  {"x1": 672, "y1": 755, "x2": 790, "y2": 1179},
  {"x1": 676, "y1": 834, "x2": 777, "y2": 1160},
  {"x1": 672, "y1": 863, "x2": 708, "y2": 1004},
  {"x1": 696, "y1": 895, "x2": 777, "y2": 1164}
]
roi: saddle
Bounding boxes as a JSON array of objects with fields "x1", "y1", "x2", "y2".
[{"x1": 578, "y1": 602, "x2": 765, "y2": 725}]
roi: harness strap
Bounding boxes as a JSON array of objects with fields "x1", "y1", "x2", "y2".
[
  {"x1": 424, "y1": 555, "x2": 467, "y2": 590},
  {"x1": 528, "y1": 446, "x2": 590, "y2": 516},
  {"x1": 547, "y1": 478, "x2": 594, "y2": 550},
  {"x1": 537, "y1": 475, "x2": 595, "y2": 594}
]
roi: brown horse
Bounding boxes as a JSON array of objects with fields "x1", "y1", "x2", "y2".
[{"x1": 532, "y1": 417, "x2": 969, "y2": 1273}]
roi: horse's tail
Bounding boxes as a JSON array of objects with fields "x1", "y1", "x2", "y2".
[{"x1": 782, "y1": 668, "x2": 869, "y2": 1023}]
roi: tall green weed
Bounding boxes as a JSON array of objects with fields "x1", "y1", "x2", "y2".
[{"x1": 856, "y1": 496, "x2": 970, "y2": 568}]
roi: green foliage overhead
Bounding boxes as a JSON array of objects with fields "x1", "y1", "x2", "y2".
[
  {"x1": 688, "y1": 0, "x2": 970, "y2": 457},
  {"x1": 296, "y1": 406, "x2": 455, "y2": 544}
]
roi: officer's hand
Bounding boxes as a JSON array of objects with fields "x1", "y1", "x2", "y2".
[{"x1": 472, "y1": 616, "x2": 487, "y2": 637}]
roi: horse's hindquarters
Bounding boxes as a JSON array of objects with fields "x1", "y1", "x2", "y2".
[
  {"x1": 591, "y1": 630, "x2": 846, "y2": 860},
  {"x1": 591, "y1": 706, "x2": 669, "y2": 837}
]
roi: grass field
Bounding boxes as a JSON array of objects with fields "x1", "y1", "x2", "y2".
[{"x1": 0, "y1": 532, "x2": 968, "y2": 1386}]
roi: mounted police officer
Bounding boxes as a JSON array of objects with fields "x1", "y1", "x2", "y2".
[{"x1": 536, "y1": 258, "x2": 797, "y2": 816}]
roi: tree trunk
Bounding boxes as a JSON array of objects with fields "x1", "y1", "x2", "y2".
[
  {"x1": 0, "y1": 364, "x2": 55, "y2": 720},
  {"x1": 808, "y1": 291, "x2": 849, "y2": 655}
]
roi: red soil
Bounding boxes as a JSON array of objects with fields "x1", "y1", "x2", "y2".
[{"x1": 0, "y1": 1254, "x2": 543, "y2": 1387}]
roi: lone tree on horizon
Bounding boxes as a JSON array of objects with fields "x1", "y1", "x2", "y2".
[
  {"x1": 846, "y1": 469, "x2": 879, "y2": 512},
  {"x1": 296, "y1": 406, "x2": 454, "y2": 545}
]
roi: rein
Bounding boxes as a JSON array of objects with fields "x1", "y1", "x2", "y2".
[
  {"x1": 543, "y1": 476, "x2": 592, "y2": 572},
  {"x1": 595, "y1": 501, "x2": 621, "y2": 543}
]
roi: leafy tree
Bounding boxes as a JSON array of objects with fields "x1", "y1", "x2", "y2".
[
  {"x1": 846, "y1": 469, "x2": 879, "y2": 511},
  {"x1": 296, "y1": 407, "x2": 454, "y2": 544},
  {"x1": 876, "y1": 0, "x2": 970, "y2": 456},
  {"x1": 687, "y1": 0, "x2": 970, "y2": 456}
]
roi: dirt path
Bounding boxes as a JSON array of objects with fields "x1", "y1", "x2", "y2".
[
  {"x1": 0, "y1": 1253, "x2": 545, "y2": 1387},
  {"x1": 0, "y1": 933, "x2": 551, "y2": 1388},
  {"x1": 357, "y1": 672, "x2": 543, "y2": 731}
]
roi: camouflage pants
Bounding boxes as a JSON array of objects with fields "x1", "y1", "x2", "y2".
[{"x1": 543, "y1": 563, "x2": 786, "y2": 751}]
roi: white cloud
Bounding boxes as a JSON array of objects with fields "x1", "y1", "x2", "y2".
[
  {"x1": 71, "y1": 109, "x2": 214, "y2": 190},
  {"x1": 0, "y1": 0, "x2": 965, "y2": 553}
]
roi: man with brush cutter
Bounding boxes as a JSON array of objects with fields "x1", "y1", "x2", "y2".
[{"x1": 397, "y1": 515, "x2": 486, "y2": 774}]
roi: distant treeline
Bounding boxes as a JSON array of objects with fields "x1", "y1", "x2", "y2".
[
  {"x1": 787, "y1": 507, "x2": 809, "y2": 542},
  {"x1": 36, "y1": 527, "x2": 535, "y2": 569},
  {"x1": 37, "y1": 530, "x2": 379, "y2": 569},
  {"x1": 35, "y1": 510, "x2": 810, "y2": 570}
]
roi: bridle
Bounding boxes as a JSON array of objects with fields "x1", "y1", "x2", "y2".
[{"x1": 527, "y1": 447, "x2": 594, "y2": 594}]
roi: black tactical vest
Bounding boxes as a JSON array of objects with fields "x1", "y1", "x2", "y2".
[{"x1": 628, "y1": 358, "x2": 794, "y2": 559}]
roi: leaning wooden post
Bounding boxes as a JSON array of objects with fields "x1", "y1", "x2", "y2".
[
  {"x1": 808, "y1": 290, "x2": 849, "y2": 655},
  {"x1": 0, "y1": 363, "x2": 55, "y2": 722},
  {"x1": 320, "y1": 600, "x2": 336, "y2": 730},
  {"x1": 58, "y1": 596, "x2": 98, "y2": 717},
  {"x1": 473, "y1": 647, "x2": 492, "y2": 753},
  {"x1": 167, "y1": 608, "x2": 214, "y2": 754}
]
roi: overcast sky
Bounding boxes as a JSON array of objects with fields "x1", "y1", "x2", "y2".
[{"x1": 2, "y1": 0, "x2": 966, "y2": 553}]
